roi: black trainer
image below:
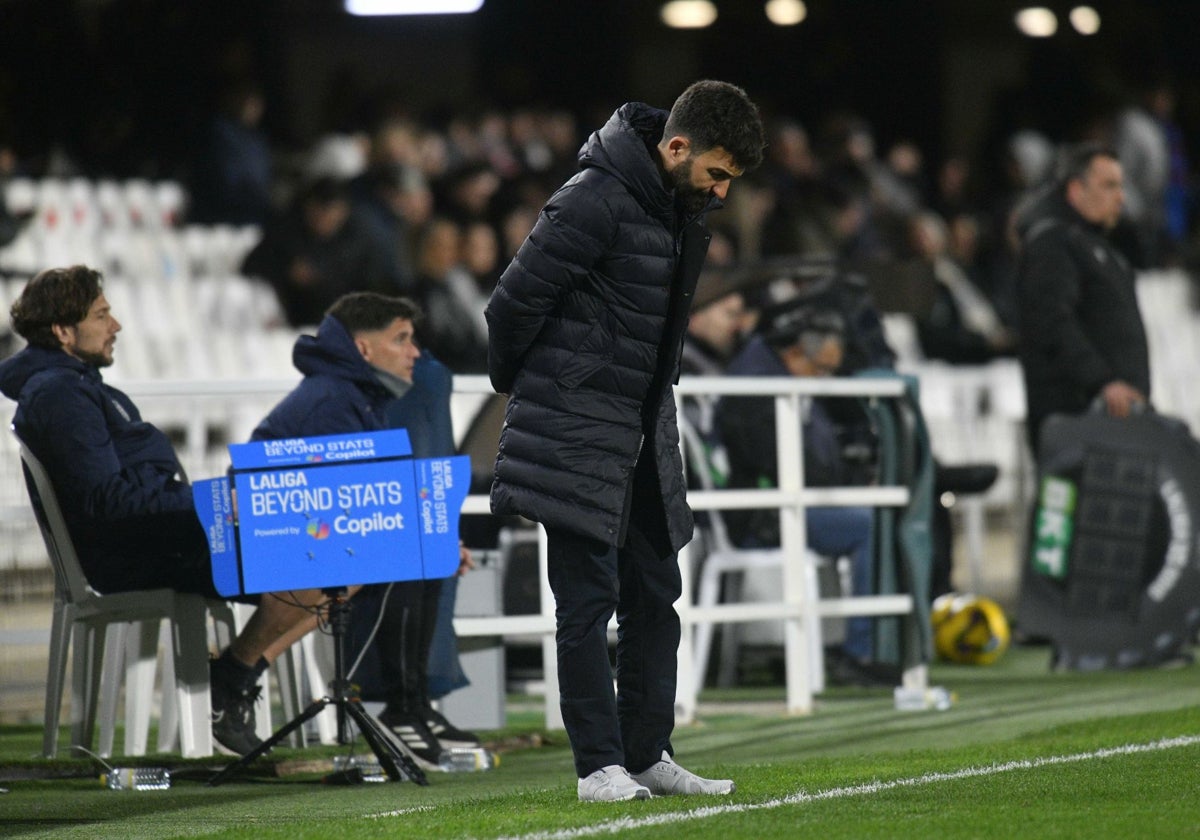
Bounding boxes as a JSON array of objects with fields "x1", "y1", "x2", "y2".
[
  {"x1": 423, "y1": 706, "x2": 480, "y2": 748},
  {"x1": 824, "y1": 648, "x2": 902, "y2": 688},
  {"x1": 378, "y1": 708, "x2": 443, "y2": 770},
  {"x1": 210, "y1": 665, "x2": 264, "y2": 757}
]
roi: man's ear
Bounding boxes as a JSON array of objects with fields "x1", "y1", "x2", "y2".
[
  {"x1": 779, "y1": 344, "x2": 808, "y2": 377},
  {"x1": 661, "y1": 135, "x2": 691, "y2": 170},
  {"x1": 353, "y1": 335, "x2": 372, "y2": 363},
  {"x1": 1066, "y1": 178, "x2": 1084, "y2": 208},
  {"x1": 50, "y1": 323, "x2": 74, "y2": 350}
]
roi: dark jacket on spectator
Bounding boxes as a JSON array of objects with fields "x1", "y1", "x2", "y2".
[
  {"x1": 251, "y1": 312, "x2": 454, "y2": 453},
  {"x1": 0, "y1": 345, "x2": 194, "y2": 586},
  {"x1": 716, "y1": 334, "x2": 848, "y2": 547},
  {"x1": 250, "y1": 313, "x2": 464, "y2": 703},
  {"x1": 485, "y1": 102, "x2": 712, "y2": 552},
  {"x1": 251, "y1": 314, "x2": 392, "y2": 439},
  {"x1": 242, "y1": 207, "x2": 396, "y2": 328},
  {"x1": 1016, "y1": 190, "x2": 1150, "y2": 450}
]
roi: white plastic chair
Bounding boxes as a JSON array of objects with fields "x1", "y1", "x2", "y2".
[
  {"x1": 678, "y1": 410, "x2": 826, "y2": 692},
  {"x1": 14, "y1": 431, "x2": 235, "y2": 758},
  {"x1": 33, "y1": 179, "x2": 67, "y2": 235},
  {"x1": 154, "y1": 181, "x2": 185, "y2": 229},
  {"x1": 94, "y1": 180, "x2": 126, "y2": 229},
  {"x1": 122, "y1": 179, "x2": 156, "y2": 228},
  {"x1": 4, "y1": 176, "x2": 37, "y2": 216}
]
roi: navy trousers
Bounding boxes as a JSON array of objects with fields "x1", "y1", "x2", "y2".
[{"x1": 545, "y1": 521, "x2": 682, "y2": 778}]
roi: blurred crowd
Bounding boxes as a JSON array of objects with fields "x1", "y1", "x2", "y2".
[{"x1": 1, "y1": 77, "x2": 1195, "y2": 375}]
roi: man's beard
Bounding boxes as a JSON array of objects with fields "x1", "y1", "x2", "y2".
[
  {"x1": 73, "y1": 347, "x2": 113, "y2": 368},
  {"x1": 670, "y1": 158, "x2": 712, "y2": 217}
]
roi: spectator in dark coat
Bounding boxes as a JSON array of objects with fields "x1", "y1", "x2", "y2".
[
  {"x1": 1016, "y1": 144, "x2": 1150, "y2": 454},
  {"x1": 486, "y1": 80, "x2": 764, "y2": 801},
  {"x1": 411, "y1": 217, "x2": 489, "y2": 373},
  {"x1": 188, "y1": 81, "x2": 273, "y2": 227},
  {"x1": 242, "y1": 177, "x2": 396, "y2": 327},
  {"x1": 715, "y1": 303, "x2": 893, "y2": 686},
  {"x1": 251, "y1": 292, "x2": 476, "y2": 770}
]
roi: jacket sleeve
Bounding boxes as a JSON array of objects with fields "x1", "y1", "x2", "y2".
[
  {"x1": 21, "y1": 378, "x2": 193, "y2": 523},
  {"x1": 1018, "y1": 232, "x2": 1112, "y2": 396},
  {"x1": 484, "y1": 182, "x2": 614, "y2": 393}
]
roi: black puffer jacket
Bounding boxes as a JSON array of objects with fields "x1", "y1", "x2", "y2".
[
  {"x1": 1016, "y1": 187, "x2": 1150, "y2": 448},
  {"x1": 486, "y1": 103, "x2": 713, "y2": 551}
]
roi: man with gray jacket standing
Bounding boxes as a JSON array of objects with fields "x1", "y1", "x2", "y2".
[{"x1": 486, "y1": 80, "x2": 764, "y2": 801}]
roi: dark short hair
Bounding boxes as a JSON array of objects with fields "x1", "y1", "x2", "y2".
[
  {"x1": 663, "y1": 80, "x2": 766, "y2": 172},
  {"x1": 1057, "y1": 142, "x2": 1119, "y2": 190},
  {"x1": 10, "y1": 265, "x2": 104, "y2": 349},
  {"x1": 326, "y1": 292, "x2": 422, "y2": 334}
]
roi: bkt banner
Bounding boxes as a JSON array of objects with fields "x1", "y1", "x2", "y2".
[{"x1": 192, "y1": 429, "x2": 469, "y2": 597}]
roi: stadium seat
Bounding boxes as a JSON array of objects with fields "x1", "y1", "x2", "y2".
[
  {"x1": 154, "y1": 181, "x2": 185, "y2": 228},
  {"x1": 33, "y1": 179, "x2": 68, "y2": 234},
  {"x1": 122, "y1": 179, "x2": 155, "y2": 229},
  {"x1": 65, "y1": 178, "x2": 98, "y2": 232},
  {"x1": 93, "y1": 180, "x2": 126, "y2": 230},
  {"x1": 881, "y1": 312, "x2": 923, "y2": 366},
  {"x1": 4, "y1": 176, "x2": 37, "y2": 216}
]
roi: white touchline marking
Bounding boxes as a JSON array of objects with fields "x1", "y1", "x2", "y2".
[
  {"x1": 367, "y1": 805, "x2": 437, "y2": 819},
  {"x1": 484, "y1": 735, "x2": 1200, "y2": 840}
]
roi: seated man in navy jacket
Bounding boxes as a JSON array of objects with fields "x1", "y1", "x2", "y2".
[
  {"x1": 251, "y1": 292, "x2": 477, "y2": 770},
  {"x1": 716, "y1": 300, "x2": 897, "y2": 687},
  {"x1": 0, "y1": 264, "x2": 326, "y2": 756}
]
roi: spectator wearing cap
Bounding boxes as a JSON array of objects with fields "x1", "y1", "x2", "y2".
[{"x1": 715, "y1": 300, "x2": 897, "y2": 687}]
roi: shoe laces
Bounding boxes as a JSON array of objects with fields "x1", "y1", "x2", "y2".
[{"x1": 227, "y1": 684, "x2": 263, "y2": 725}]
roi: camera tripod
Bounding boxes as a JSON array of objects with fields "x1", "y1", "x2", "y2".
[{"x1": 208, "y1": 587, "x2": 428, "y2": 787}]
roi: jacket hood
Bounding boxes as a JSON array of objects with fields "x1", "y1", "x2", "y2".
[
  {"x1": 0, "y1": 345, "x2": 93, "y2": 401},
  {"x1": 292, "y1": 314, "x2": 388, "y2": 396},
  {"x1": 578, "y1": 102, "x2": 674, "y2": 220}
]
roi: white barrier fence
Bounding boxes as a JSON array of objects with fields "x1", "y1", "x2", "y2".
[{"x1": 2, "y1": 373, "x2": 941, "y2": 727}]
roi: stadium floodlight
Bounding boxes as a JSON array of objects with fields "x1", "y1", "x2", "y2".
[
  {"x1": 765, "y1": 0, "x2": 807, "y2": 27},
  {"x1": 1069, "y1": 6, "x2": 1101, "y2": 35},
  {"x1": 661, "y1": 0, "x2": 718, "y2": 29},
  {"x1": 1014, "y1": 7, "x2": 1058, "y2": 38},
  {"x1": 345, "y1": 0, "x2": 484, "y2": 15}
]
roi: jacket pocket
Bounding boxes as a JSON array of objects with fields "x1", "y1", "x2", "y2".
[{"x1": 556, "y1": 318, "x2": 614, "y2": 389}]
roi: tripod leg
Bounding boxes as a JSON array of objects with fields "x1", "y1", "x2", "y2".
[
  {"x1": 344, "y1": 699, "x2": 429, "y2": 785},
  {"x1": 208, "y1": 697, "x2": 335, "y2": 787}
]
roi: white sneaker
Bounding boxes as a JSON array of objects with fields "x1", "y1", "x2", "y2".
[
  {"x1": 577, "y1": 765, "x2": 652, "y2": 802},
  {"x1": 630, "y1": 751, "x2": 735, "y2": 796}
]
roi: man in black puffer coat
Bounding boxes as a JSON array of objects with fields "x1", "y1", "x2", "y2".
[
  {"x1": 486, "y1": 80, "x2": 764, "y2": 801},
  {"x1": 1016, "y1": 143, "x2": 1150, "y2": 455}
]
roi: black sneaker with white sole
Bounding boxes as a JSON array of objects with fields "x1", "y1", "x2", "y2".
[
  {"x1": 210, "y1": 675, "x2": 264, "y2": 756},
  {"x1": 423, "y1": 706, "x2": 480, "y2": 748},
  {"x1": 377, "y1": 709, "x2": 442, "y2": 769}
]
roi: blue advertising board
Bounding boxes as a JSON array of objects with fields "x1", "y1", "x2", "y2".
[{"x1": 193, "y1": 430, "x2": 468, "y2": 597}]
